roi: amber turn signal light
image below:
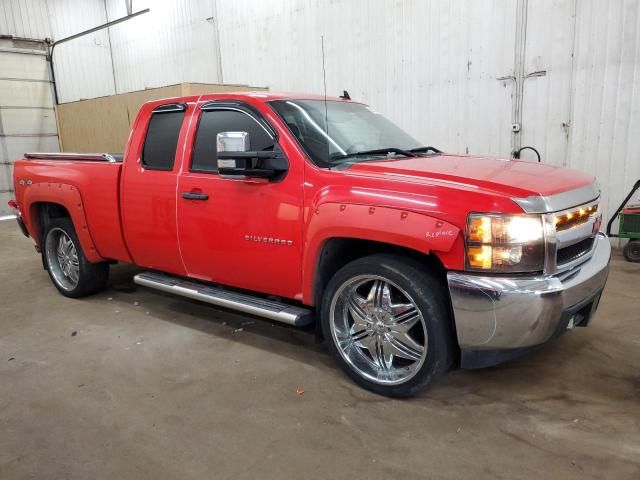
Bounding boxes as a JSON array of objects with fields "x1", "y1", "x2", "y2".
[
  {"x1": 554, "y1": 204, "x2": 598, "y2": 231},
  {"x1": 467, "y1": 216, "x2": 492, "y2": 243}
]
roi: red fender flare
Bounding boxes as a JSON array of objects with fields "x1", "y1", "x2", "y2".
[
  {"x1": 23, "y1": 182, "x2": 105, "y2": 263},
  {"x1": 301, "y1": 202, "x2": 460, "y2": 304}
]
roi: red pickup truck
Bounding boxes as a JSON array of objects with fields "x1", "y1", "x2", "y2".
[{"x1": 9, "y1": 92, "x2": 611, "y2": 397}]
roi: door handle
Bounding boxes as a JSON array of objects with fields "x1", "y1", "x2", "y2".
[{"x1": 181, "y1": 191, "x2": 209, "y2": 201}]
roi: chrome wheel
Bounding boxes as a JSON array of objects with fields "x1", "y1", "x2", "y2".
[
  {"x1": 329, "y1": 275, "x2": 428, "y2": 385},
  {"x1": 45, "y1": 227, "x2": 80, "y2": 291}
]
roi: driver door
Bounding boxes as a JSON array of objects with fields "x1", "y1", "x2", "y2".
[{"x1": 176, "y1": 102, "x2": 304, "y2": 300}]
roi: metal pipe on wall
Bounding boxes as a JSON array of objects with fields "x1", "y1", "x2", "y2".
[{"x1": 47, "y1": 8, "x2": 150, "y2": 105}]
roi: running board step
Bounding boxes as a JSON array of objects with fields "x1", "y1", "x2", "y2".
[{"x1": 134, "y1": 272, "x2": 313, "y2": 327}]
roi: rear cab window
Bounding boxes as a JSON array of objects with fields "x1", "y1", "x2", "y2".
[{"x1": 142, "y1": 104, "x2": 186, "y2": 171}]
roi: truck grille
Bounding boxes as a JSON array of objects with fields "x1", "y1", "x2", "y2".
[{"x1": 557, "y1": 237, "x2": 595, "y2": 265}]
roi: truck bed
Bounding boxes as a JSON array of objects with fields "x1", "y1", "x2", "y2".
[{"x1": 13, "y1": 152, "x2": 131, "y2": 262}]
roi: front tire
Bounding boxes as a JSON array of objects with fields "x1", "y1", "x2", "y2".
[
  {"x1": 320, "y1": 254, "x2": 454, "y2": 397},
  {"x1": 43, "y1": 217, "x2": 109, "y2": 298},
  {"x1": 623, "y1": 240, "x2": 640, "y2": 262}
]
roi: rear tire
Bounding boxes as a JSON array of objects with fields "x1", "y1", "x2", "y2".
[
  {"x1": 43, "y1": 217, "x2": 109, "y2": 298},
  {"x1": 623, "y1": 240, "x2": 640, "y2": 262},
  {"x1": 320, "y1": 254, "x2": 455, "y2": 398}
]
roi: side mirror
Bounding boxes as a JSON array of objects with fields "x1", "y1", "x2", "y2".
[
  {"x1": 216, "y1": 131, "x2": 249, "y2": 155},
  {"x1": 216, "y1": 131, "x2": 288, "y2": 181}
]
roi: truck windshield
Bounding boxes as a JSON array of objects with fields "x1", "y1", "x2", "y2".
[{"x1": 269, "y1": 99, "x2": 424, "y2": 167}]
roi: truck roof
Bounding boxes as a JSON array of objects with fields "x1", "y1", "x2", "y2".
[{"x1": 142, "y1": 91, "x2": 354, "y2": 109}]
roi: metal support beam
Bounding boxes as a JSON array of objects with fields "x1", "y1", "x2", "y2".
[
  {"x1": 48, "y1": 8, "x2": 150, "y2": 104},
  {"x1": 52, "y1": 9, "x2": 150, "y2": 48}
]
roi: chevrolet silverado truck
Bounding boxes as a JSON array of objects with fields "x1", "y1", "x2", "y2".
[{"x1": 9, "y1": 92, "x2": 611, "y2": 397}]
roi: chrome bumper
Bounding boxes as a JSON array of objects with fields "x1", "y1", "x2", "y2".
[{"x1": 447, "y1": 233, "x2": 611, "y2": 352}]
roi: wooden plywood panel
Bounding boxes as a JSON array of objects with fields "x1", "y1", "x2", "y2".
[
  {"x1": 56, "y1": 84, "x2": 182, "y2": 153},
  {"x1": 56, "y1": 83, "x2": 268, "y2": 153}
]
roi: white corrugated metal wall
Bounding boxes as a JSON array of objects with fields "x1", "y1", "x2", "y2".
[
  {"x1": 1, "y1": 0, "x2": 638, "y2": 225},
  {"x1": 105, "y1": 0, "x2": 222, "y2": 93},
  {"x1": 47, "y1": 0, "x2": 116, "y2": 101},
  {"x1": 0, "y1": 0, "x2": 115, "y2": 100}
]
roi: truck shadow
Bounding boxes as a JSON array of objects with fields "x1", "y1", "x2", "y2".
[
  {"x1": 105, "y1": 263, "x2": 335, "y2": 372},
  {"x1": 104, "y1": 264, "x2": 640, "y2": 406}
]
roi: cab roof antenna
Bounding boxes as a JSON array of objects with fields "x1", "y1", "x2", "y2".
[
  {"x1": 321, "y1": 35, "x2": 329, "y2": 160},
  {"x1": 340, "y1": 90, "x2": 351, "y2": 100}
]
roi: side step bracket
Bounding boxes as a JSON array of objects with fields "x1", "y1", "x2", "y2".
[{"x1": 134, "y1": 272, "x2": 313, "y2": 327}]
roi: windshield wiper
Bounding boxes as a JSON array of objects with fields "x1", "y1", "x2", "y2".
[
  {"x1": 331, "y1": 147, "x2": 417, "y2": 161},
  {"x1": 408, "y1": 146, "x2": 442, "y2": 154}
]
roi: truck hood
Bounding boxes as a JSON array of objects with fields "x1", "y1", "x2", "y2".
[{"x1": 345, "y1": 154, "x2": 594, "y2": 199}]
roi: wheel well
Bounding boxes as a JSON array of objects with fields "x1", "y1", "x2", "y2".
[
  {"x1": 32, "y1": 202, "x2": 71, "y2": 244},
  {"x1": 312, "y1": 237, "x2": 456, "y2": 356},
  {"x1": 313, "y1": 238, "x2": 447, "y2": 307}
]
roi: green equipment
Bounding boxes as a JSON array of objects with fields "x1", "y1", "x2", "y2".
[{"x1": 607, "y1": 179, "x2": 640, "y2": 262}]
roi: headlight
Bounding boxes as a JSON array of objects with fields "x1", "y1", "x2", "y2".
[{"x1": 465, "y1": 214, "x2": 545, "y2": 272}]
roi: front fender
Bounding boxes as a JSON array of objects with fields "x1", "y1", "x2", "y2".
[
  {"x1": 301, "y1": 202, "x2": 461, "y2": 304},
  {"x1": 23, "y1": 182, "x2": 105, "y2": 263}
]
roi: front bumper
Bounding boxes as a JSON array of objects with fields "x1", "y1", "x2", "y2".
[{"x1": 447, "y1": 233, "x2": 611, "y2": 367}]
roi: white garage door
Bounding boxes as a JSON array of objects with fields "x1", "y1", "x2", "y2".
[{"x1": 0, "y1": 45, "x2": 59, "y2": 215}]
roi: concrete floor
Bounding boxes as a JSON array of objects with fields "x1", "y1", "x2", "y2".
[{"x1": 0, "y1": 220, "x2": 639, "y2": 480}]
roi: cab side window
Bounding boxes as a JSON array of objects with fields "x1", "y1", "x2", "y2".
[
  {"x1": 142, "y1": 106, "x2": 185, "y2": 171},
  {"x1": 191, "y1": 109, "x2": 274, "y2": 173}
]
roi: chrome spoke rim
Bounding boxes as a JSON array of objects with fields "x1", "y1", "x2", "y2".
[
  {"x1": 329, "y1": 275, "x2": 428, "y2": 385},
  {"x1": 45, "y1": 228, "x2": 80, "y2": 291}
]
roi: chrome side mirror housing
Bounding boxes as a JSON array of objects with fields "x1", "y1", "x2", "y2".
[
  {"x1": 216, "y1": 131, "x2": 249, "y2": 170},
  {"x1": 216, "y1": 131, "x2": 289, "y2": 182}
]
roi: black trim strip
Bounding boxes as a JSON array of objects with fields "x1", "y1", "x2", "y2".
[
  {"x1": 152, "y1": 103, "x2": 187, "y2": 113},
  {"x1": 199, "y1": 100, "x2": 277, "y2": 140}
]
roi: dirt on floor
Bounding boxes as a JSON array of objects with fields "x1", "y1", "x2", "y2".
[{"x1": 0, "y1": 220, "x2": 638, "y2": 480}]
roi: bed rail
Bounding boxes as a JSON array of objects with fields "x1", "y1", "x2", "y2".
[{"x1": 24, "y1": 152, "x2": 123, "y2": 163}]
